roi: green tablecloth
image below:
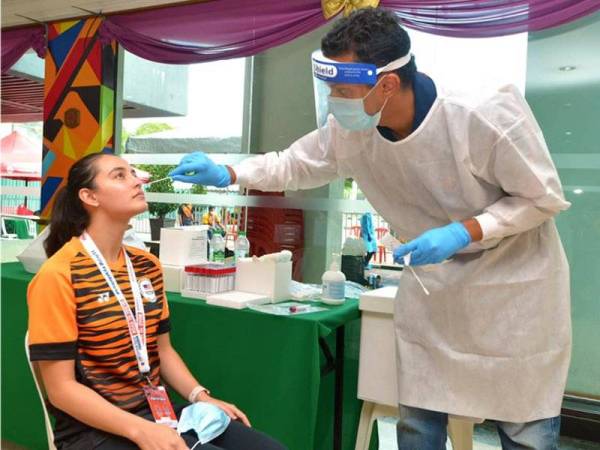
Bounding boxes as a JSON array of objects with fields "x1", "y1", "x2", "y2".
[{"x1": 1, "y1": 262, "x2": 363, "y2": 450}]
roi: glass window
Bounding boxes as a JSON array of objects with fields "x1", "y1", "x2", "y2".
[
  {"x1": 407, "y1": 28, "x2": 528, "y2": 96},
  {"x1": 119, "y1": 51, "x2": 248, "y2": 241},
  {"x1": 121, "y1": 51, "x2": 247, "y2": 154},
  {"x1": 525, "y1": 11, "x2": 600, "y2": 397}
]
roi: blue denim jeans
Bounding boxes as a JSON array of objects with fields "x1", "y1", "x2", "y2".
[{"x1": 397, "y1": 405, "x2": 561, "y2": 450}]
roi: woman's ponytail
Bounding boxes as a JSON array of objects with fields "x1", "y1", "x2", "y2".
[{"x1": 44, "y1": 153, "x2": 104, "y2": 257}]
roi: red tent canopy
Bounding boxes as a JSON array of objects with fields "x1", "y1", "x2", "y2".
[
  {"x1": 0, "y1": 131, "x2": 151, "y2": 183},
  {"x1": 0, "y1": 131, "x2": 151, "y2": 182},
  {"x1": 0, "y1": 130, "x2": 41, "y2": 181}
]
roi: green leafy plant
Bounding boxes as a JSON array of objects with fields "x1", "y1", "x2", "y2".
[
  {"x1": 137, "y1": 164, "x2": 178, "y2": 218},
  {"x1": 190, "y1": 183, "x2": 206, "y2": 195},
  {"x1": 135, "y1": 122, "x2": 173, "y2": 136},
  {"x1": 344, "y1": 178, "x2": 354, "y2": 200},
  {"x1": 122, "y1": 122, "x2": 173, "y2": 152}
]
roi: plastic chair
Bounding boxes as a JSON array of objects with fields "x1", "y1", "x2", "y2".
[
  {"x1": 24, "y1": 331, "x2": 57, "y2": 450},
  {"x1": 26, "y1": 219, "x2": 37, "y2": 238},
  {"x1": 374, "y1": 227, "x2": 389, "y2": 263},
  {"x1": 1, "y1": 218, "x2": 18, "y2": 239},
  {"x1": 355, "y1": 402, "x2": 474, "y2": 450}
]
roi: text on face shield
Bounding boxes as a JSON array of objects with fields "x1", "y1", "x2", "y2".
[{"x1": 313, "y1": 61, "x2": 338, "y2": 79}]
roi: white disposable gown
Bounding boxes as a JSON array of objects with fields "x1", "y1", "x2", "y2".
[{"x1": 233, "y1": 85, "x2": 571, "y2": 422}]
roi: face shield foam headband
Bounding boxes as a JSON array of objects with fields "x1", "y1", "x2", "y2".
[
  {"x1": 312, "y1": 51, "x2": 412, "y2": 85},
  {"x1": 312, "y1": 51, "x2": 413, "y2": 131}
]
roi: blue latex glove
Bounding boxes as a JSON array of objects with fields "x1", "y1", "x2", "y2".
[
  {"x1": 393, "y1": 222, "x2": 471, "y2": 266},
  {"x1": 169, "y1": 152, "x2": 231, "y2": 187}
]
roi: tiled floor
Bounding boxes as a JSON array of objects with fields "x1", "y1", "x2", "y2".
[
  {"x1": 1, "y1": 441, "x2": 27, "y2": 450},
  {"x1": 376, "y1": 416, "x2": 600, "y2": 450},
  {"x1": 471, "y1": 421, "x2": 600, "y2": 450},
  {"x1": 3, "y1": 421, "x2": 600, "y2": 449}
]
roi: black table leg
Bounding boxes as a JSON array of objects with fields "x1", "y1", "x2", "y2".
[
  {"x1": 334, "y1": 325, "x2": 345, "y2": 450},
  {"x1": 318, "y1": 325, "x2": 346, "y2": 450}
]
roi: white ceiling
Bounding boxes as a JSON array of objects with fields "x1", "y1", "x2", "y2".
[
  {"x1": 527, "y1": 11, "x2": 600, "y2": 91},
  {"x1": 1, "y1": 0, "x2": 203, "y2": 28}
]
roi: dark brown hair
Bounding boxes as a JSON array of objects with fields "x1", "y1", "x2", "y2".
[
  {"x1": 44, "y1": 152, "x2": 106, "y2": 257},
  {"x1": 321, "y1": 7, "x2": 416, "y2": 88}
]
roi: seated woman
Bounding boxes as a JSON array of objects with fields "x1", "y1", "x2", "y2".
[{"x1": 27, "y1": 153, "x2": 287, "y2": 450}]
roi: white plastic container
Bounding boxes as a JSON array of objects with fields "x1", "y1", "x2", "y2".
[
  {"x1": 321, "y1": 259, "x2": 346, "y2": 305},
  {"x1": 206, "y1": 291, "x2": 270, "y2": 310},
  {"x1": 235, "y1": 255, "x2": 292, "y2": 302},
  {"x1": 234, "y1": 232, "x2": 250, "y2": 260},
  {"x1": 210, "y1": 233, "x2": 225, "y2": 263}
]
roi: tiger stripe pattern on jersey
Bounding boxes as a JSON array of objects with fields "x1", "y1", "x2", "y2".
[
  {"x1": 27, "y1": 237, "x2": 170, "y2": 414},
  {"x1": 71, "y1": 250, "x2": 165, "y2": 409}
]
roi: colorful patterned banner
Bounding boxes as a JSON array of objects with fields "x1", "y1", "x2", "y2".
[{"x1": 41, "y1": 18, "x2": 117, "y2": 217}]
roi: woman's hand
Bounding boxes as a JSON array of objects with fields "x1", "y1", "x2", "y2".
[
  {"x1": 130, "y1": 420, "x2": 188, "y2": 450},
  {"x1": 197, "y1": 391, "x2": 251, "y2": 427}
]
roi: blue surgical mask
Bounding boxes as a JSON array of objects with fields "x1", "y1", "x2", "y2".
[
  {"x1": 328, "y1": 79, "x2": 387, "y2": 131},
  {"x1": 177, "y1": 402, "x2": 231, "y2": 447}
]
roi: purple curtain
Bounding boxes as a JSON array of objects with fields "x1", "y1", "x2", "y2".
[
  {"x1": 98, "y1": 0, "x2": 600, "y2": 64},
  {"x1": 99, "y1": 0, "x2": 327, "y2": 64},
  {"x1": 2, "y1": 1, "x2": 599, "y2": 69},
  {"x1": 1, "y1": 26, "x2": 46, "y2": 74},
  {"x1": 385, "y1": 0, "x2": 600, "y2": 38}
]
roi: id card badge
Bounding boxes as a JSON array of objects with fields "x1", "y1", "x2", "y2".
[{"x1": 143, "y1": 385, "x2": 178, "y2": 428}]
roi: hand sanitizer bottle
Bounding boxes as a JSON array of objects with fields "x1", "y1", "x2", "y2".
[{"x1": 321, "y1": 254, "x2": 346, "y2": 305}]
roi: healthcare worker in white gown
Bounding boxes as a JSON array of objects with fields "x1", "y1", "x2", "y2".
[{"x1": 170, "y1": 8, "x2": 571, "y2": 450}]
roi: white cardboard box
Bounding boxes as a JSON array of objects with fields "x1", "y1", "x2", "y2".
[
  {"x1": 159, "y1": 226, "x2": 208, "y2": 267},
  {"x1": 162, "y1": 264, "x2": 183, "y2": 293},
  {"x1": 235, "y1": 259, "x2": 292, "y2": 302},
  {"x1": 358, "y1": 286, "x2": 399, "y2": 406}
]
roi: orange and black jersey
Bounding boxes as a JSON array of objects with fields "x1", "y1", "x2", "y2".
[{"x1": 27, "y1": 237, "x2": 170, "y2": 440}]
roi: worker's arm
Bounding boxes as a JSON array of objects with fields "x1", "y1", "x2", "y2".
[
  {"x1": 471, "y1": 87, "x2": 569, "y2": 241},
  {"x1": 231, "y1": 130, "x2": 339, "y2": 191}
]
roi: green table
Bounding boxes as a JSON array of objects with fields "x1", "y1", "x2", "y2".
[{"x1": 1, "y1": 262, "x2": 363, "y2": 450}]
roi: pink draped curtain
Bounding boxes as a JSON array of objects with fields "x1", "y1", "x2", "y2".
[
  {"x1": 2, "y1": 1, "x2": 599, "y2": 70},
  {"x1": 1, "y1": 26, "x2": 46, "y2": 74}
]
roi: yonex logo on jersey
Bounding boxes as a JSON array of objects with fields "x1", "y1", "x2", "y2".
[
  {"x1": 139, "y1": 278, "x2": 156, "y2": 302},
  {"x1": 97, "y1": 292, "x2": 110, "y2": 303}
]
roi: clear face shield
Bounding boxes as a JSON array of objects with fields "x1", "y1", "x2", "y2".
[{"x1": 311, "y1": 50, "x2": 412, "y2": 146}]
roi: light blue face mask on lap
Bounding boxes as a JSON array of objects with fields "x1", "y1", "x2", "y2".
[{"x1": 177, "y1": 402, "x2": 231, "y2": 447}]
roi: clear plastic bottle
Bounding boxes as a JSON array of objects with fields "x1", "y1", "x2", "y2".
[
  {"x1": 234, "y1": 231, "x2": 250, "y2": 261},
  {"x1": 210, "y1": 232, "x2": 225, "y2": 263},
  {"x1": 321, "y1": 254, "x2": 346, "y2": 305}
]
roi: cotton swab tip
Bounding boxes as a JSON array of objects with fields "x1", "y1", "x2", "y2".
[{"x1": 409, "y1": 266, "x2": 430, "y2": 296}]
